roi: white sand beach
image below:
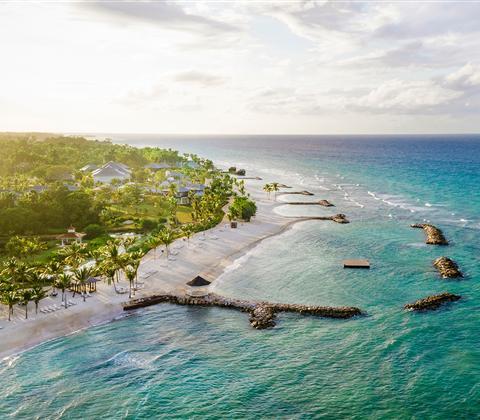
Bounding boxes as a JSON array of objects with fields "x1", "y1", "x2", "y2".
[{"x1": 0, "y1": 178, "x2": 303, "y2": 360}]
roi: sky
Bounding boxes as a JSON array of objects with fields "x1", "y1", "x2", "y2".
[{"x1": 1, "y1": 0, "x2": 480, "y2": 135}]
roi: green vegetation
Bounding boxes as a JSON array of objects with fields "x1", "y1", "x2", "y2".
[
  {"x1": 229, "y1": 196, "x2": 257, "y2": 222},
  {"x1": 0, "y1": 133, "x2": 259, "y2": 321}
]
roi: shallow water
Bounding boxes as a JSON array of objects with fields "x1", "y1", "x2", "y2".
[{"x1": 1, "y1": 135, "x2": 479, "y2": 418}]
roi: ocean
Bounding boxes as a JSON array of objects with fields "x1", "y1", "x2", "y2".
[{"x1": 1, "y1": 135, "x2": 479, "y2": 418}]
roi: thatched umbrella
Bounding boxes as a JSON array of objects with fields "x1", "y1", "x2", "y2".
[
  {"x1": 186, "y1": 276, "x2": 211, "y2": 297},
  {"x1": 187, "y1": 276, "x2": 211, "y2": 287}
]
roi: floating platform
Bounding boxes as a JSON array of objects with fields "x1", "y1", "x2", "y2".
[{"x1": 343, "y1": 259, "x2": 370, "y2": 269}]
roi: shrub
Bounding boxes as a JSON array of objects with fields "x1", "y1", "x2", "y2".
[
  {"x1": 140, "y1": 218, "x2": 157, "y2": 232},
  {"x1": 230, "y1": 196, "x2": 257, "y2": 222},
  {"x1": 84, "y1": 224, "x2": 106, "y2": 239}
]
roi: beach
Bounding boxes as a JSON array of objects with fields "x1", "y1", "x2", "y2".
[{"x1": 0, "y1": 177, "x2": 296, "y2": 359}]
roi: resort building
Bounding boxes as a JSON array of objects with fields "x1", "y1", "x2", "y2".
[
  {"x1": 80, "y1": 163, "x2": 98, "y2": 172},
  {"x1": 144, "y1": 163, "x2": 172, "y2": 171},
  {"x1": 91, "y1": 161, "x2": 131, "y2": 184}
]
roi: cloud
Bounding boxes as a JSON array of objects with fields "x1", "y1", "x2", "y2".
[
  {"x1": 445, "y1": 63, "x2": 480, "y2": 89},
  {"x1": 350, "y1": 80, "x2": 462, "y2": 113},
  {"x1": 85, "y1": 0, "x2": 240, "y2": 35},
  {"x1": 173, "y1": 71, "x2": 225, "y2": 86},
  {"x1": 115, "y1": 84, "x2": 166, "y2": 107}
]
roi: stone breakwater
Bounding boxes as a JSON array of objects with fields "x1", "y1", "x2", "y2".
[
  {"x1": 290, "y1": 214, "x2": 350, "y2": 224},
  {"x1": 286, "y1": 200, "x2": 334, "y2": 207},
  {"x1": 433, "y1": 257, "x2": 463, "y2": 278},
  {"x1": 404, "y1": 292, "x2": 461, "y2": 311},
  {"x1": 280, "y1": 191, "x2": 314, "y2": 196},
  {"x1": 123, "y1": 293, "x2": 362, "y2": 329},
  {"x1": 411, "y1": 223, "x2": 448, "y2": 245}
]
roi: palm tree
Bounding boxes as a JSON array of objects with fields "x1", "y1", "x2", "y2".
[
  {"x1": 263, "y1": 183, "x2": 272, "y2": 199},
  {"x1": 146, "y1": 235, "x2": 162, "y2": 260},
  {"x1": 271, "y1": 182, "x2": 280, "y2": 201},
  {"x1": 20, "y1": 288, "x2": 33, "y2": 319},
  {"x1": 101, "y1": 240, "x2": 123, "y2": 282},
  {"x1": 56, "y1": 272, "x2": 73, "y2": 308},
  {"x1": 30, "y1": 284, "x2": 48, "y2": 314},
  {"x1": 57, "y1": 242, "x2": 87, "y2": 269},
  {"x1": 1, "y1": 288, "x2": 18, "y2": 321},
  {"x1": 99, "y1": 262, "x2": 118, "y2": 293},
  {"x1": 180, "y1": 224, "x2": 195, "y2": 246},
  {"x1": 126, "y1": 250, "x2": 143, "y2": 291},
  {"x1": 158, "y1": 228, "x2": 175, "y2": 257},
  {"x1": 124, "y1": 266, "x2": 136, "y2": 298},
  {"x1": 72, "y1": 267, "x2": 93, "y2": 302}
]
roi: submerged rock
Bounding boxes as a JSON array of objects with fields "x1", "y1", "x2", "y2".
[
  {"x1": 411, "y1": 223, "x2": 448, "y2": 245},
  {"x1": 433, "y1": 257, "x2": 463, "y2": 278},
  {"x1": 404, "y1": 292, "x2": 460, "y2": 311}
]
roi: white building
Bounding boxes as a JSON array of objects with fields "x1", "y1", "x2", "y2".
[{"x1": 91, "y1": 161, "x2": 131, "y2": 184}]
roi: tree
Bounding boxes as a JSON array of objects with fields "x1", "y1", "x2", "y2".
[
  {"x1": 146, "y1": 235, "x2": 162, "y2": 260},
  {"x1": 1, "y1": 288, "x2": 18, "y2": 321},
  {"x1": 30, "y1": 284, "x2": 48, "y2": 314},
  {"x1": 180, "y1": 223, "x2": 195, "y2": 246},
  {"x1": 158, "y1": 228, "x2": 175, "y2": 256},
  {"x1": 271, "y1": 182, "x2": 280, "y2": 201},
  {"x1": 124, "y1": 266, "x2": 136, "y2": 299},
  {"x1": 20, "y1": 288, "x2": 33, "y2": 319},
  {"x1": 263, "y1": 183, "x2": 272, "y2": 199},
  {"x1": 56, "y1": 272, "x2": 72, "y2": 308},
  {"x1": 72, "y1": 266, "x2": 93, "y2": 302}
]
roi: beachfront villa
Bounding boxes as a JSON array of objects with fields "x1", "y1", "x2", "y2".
[
  {"x1": 91, "y1": 161, "x2": 131, "y2": 184},
  {"x1": 144, "y1": 162, "x2": 173, "y2": 171},
  {"x1": 57, "y1": 226, "x2": 86, "y2": 246}
]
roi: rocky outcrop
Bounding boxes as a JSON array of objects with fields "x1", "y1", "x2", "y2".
[
  {"x1": 124, "y1": 293, "x2": 362, "y2": 329},
  {"x1": 433, "y1": 257, "x2": 463, "y2": 278},
  {"x1": 404, "y1": 292, "x2": 460, "y2": 311},
  {"x1": 411, "y1": 223, "x2": 448, "y2": 245},
  {"x1": 318, "y1": 200, "x2": 334, "y2": 207},
  {"x1": 277, "y1": 184, "x2": 291, "y2": 188},
  {"x1": 331, "y1": 214, "x2": 349, "y2": 224},
  {"x1": 249, "y1": 304, "x2": 277, "y2": 329}
]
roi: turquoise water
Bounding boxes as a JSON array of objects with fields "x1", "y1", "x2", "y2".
[{"x1": 1, "y1": 135, "x2": 480, "y2": 418}]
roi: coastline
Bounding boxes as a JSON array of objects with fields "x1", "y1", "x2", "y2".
[{"x1": 0, "y1": 176, "x2": 300, "y2": 360}]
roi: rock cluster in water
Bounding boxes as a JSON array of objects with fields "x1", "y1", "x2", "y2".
[
  {"x1": 433, "y1": 257, "x2": 463, "y2": 278},
  {"x1": 404, "y1": 292, "x2": 461, "y2": 311},
  {"x1": 123, "y1": 293, "x2": 362, "y2": 329},
  {"x1": 318, "y1": 200, "x2": 334, "y2": 207},
  {"x1": 411, "y1": 223, "x2": 448, "y2": 245},
  {"x1": 331, "y1": 214, "x2": 349, "y2": 224}
]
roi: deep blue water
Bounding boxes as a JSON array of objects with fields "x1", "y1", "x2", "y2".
[{"x1": 1, "y1": 135, "x2": 479, "y2": 418}]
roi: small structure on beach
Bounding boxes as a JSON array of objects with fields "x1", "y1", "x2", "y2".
[
  {"x1": 343, "y1": 259, "x2": 370, "y2": 269},
  {"x1": 57, "y1": 226, "x2": 86, "y2": 246},
  {"x1": 186, "y1": 276, "x2": 211, "y2": 297}
]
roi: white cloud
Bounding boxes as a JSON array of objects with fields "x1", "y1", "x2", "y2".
[{"x1": 173, "y1": 71, "x2": 225, "y2": 86}]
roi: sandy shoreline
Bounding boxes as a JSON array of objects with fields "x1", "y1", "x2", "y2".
[{"x1": 0, "y1": 178, "x2": 301, "y2": 360}]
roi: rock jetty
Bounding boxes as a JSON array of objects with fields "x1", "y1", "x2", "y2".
[
  {"x1": 123, "y1": 293, "x2": 362, "y2": 329},
  {"x1": 411, "y1": 223, "x2": 448, "y2": 245},
  {"x1": 286, "y1": 200, "x2": 334, "y2": 207},
  {"x1": 433, "y1": 257, "x2": 463, "y2": 278},
  {"x1": 404, "y1": 292, "x2": 461, "y2": 311},
  {"x1": 280, "y1": 191, "x2": 314, "y2": 196}
]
